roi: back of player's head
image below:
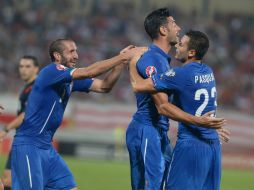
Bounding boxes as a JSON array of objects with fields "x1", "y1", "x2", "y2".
[
  {"x1": 144, "y1": 8, "x2": 172, "y2": 40},
  {"x1": 49, "y1": 39, "x2": 73, "y2": 62},
  {"x1": 21, "y1": 55, "x2": 39, "y2": 67},
  {"x1": 186, "y1": 30, "x2": 209, "y2": 60}
]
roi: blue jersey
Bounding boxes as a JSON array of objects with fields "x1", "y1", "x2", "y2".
[
  {"x1": 13, "y1": 63, "x2": 93, "y2": 148},
  {"x1": 133, "y1": 44, "x2": 171, "y2": 130},
  {"x1": 152, "y1": 62, "x2": 218, "y2": 139}
]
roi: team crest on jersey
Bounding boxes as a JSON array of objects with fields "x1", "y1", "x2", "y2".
[
  {"x1": 56, "y1": 64, "x2": 67, "y2": 71},
  {"x1": 145, "y1": 66, "x2": 157, "y2": 77},
  {"x1": 165, "y1": 69, "x2": 175, "y2": 77}
]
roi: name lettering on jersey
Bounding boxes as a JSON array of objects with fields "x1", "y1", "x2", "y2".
[
  {"x1": 145, "y1": 66, "x2": 157, "y2": 77},
  {"x1": 165, "y1": 69, "x2": 175, "y2": 77},
  {"x1": 56, "y1": 64, "x2": 67, "y2": 71},
  {"x1": 194, "y1": 73, "x2": 215, "y2": 84}
]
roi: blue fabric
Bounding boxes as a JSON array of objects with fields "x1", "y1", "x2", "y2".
[
  {"x1": 126, "y1": 119, "x2": 171, "y2": 190},
  {"x1": 133, "y1": 44, "x2": 171, "y2": 130},
  {"x1": 166, "y1": 139, "x2": 221, "y2": 190},
  {"x1": 127, "y1": 44, "x2": 172, "y2": 189},
  {"x1": 12, "y1": 62, "x2": 93, "y2": 188},
  {"x1": 13, "y1": 63, "x2": 92, "y2": 148},
  {"x1": 152, "y1": 62, "x2": 218, "y2": 140},
  {"x1": 11, "y1": 144, "x2": 76, "y2": 190}
]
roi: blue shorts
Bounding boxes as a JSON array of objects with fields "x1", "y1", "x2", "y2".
[
  {"x1": 11, "y1": 144, "x2": 76, "y2": 190},
  {"x1": 167, "y1": 138, "x2": 221, "y2": 190},
  {"x1": 126, "y1": 119, "x2": 171, "y2": 190}
]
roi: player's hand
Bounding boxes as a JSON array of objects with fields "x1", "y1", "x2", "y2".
[
  {"x1": 120, "y1": 45, "x2": 136, "y2": 54},
  {"x1": 217, "y1": 127, "x2": 230, "y2": 143},
  {"x1": 128, "y1": 47, "x2": 148, "y2": 66},
  {"x1": 0, "y1": 130, "x2": 7, "y2": 142},
  {"x1": 122, "y1": 46, "x2": 148, "y2": 62},
  {"x1": 198, "y1": 111, "x2": 226, "y2": 129}
]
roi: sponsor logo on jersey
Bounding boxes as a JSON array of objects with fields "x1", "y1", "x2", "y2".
[
  {"x1": 145, "y1": 66, "x2": 157, "y2": 77},
  {"x1": 165, "y1": 69, "x2": 175, "y2": 77},
  {"x1": 56, "y1": 64, "x2": 67, "y2": 71}
]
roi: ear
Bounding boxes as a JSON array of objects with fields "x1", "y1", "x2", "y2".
[
  {"x1": 188, "y1": 50, "x2": 196, "y2": 58},
  {"x1": 53, "y1": 52, "x2": 61, "y2": 62},
  {"x1": 159, "y1": 26, "x2": 167, "y2": 37}
]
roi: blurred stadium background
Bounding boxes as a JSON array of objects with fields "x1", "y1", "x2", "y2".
[{"x1": 0, "y1": 0, "x2": 253, "y2": 189}]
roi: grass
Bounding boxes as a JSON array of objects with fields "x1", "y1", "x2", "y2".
[{"x1": 1, "y1": 155, "x2": 254, "y2": 189}]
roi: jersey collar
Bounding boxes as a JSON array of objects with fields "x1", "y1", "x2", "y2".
[{"x1": 149, "y1": 44, "x2": 171, "y2": 62}]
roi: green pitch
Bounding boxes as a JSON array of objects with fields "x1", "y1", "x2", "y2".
[{"x1": 1, "y1": 156, "x2": 253, "y2": 189}]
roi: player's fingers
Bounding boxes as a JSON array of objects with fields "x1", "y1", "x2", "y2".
[
  {"x1": 120, "y1": 45, "x2": 136, "y2": 54},
  {"x1": 203, "y1": 110, "x2": 215, "y2": 117}
]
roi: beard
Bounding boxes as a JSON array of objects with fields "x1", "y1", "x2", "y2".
[{"x1": 60, "y1": 55, "x2": 68, "y2": 67}]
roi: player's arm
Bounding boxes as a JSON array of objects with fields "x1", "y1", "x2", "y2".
[
  {"x1": 72, "y1": 46, "x2": 147, "y2": 80},
  {"x1": 0, "y1": 112, "x2": 25, "y2": 141},
  {"x1": 152, "y1": 93, "x2": 225, "y2": 129},
  {"x1": 129, "y1": 55, "x2": 156, "y2": 93},
  {"x1": 89, "y1": 63, "x2": 124, "y2": 93}
]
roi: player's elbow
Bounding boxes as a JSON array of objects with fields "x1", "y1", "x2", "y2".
[
  {"x1": 100, "y1": 87, "x2": 112, "y2": 93},
  {"x1": 157, "y1": 104, "x2": 170, "y2": 117},
  {"x1": 132, "y1": 84, "x2": 141, "y2": 93}
]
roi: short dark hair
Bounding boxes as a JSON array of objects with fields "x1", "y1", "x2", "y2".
[
  {"x1": 186, "y1": 30, "x2": 209, "y2": 60},
  {"x1": 49, "y1": 39, "x2": 73, "y2": 62},
  {"x1": 21, "y1": 55, "x2": 39, "y2": 67},
  {"x1": 144, "y1": 8, "x2": 172, "y2": 40}
]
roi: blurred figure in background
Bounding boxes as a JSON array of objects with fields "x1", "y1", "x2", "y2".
[{"x1": 0, "y1": 55, "x2": 39, "y2": 190}]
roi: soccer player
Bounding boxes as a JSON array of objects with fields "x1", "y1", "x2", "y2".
[
  {"x1": 129, "y1": 30, "x2": 225, "y2": 190},
  {"x1": 10, "y1": 39, "x2": 146, "y2": 190},
  {"x1": 0, "y1": 56, "x2": 39, "y2": 190},
  {"x1": 126, "y1": 8, "x2": 226, "y2": 190}
]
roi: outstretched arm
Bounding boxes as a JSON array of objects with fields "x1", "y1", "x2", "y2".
[
  {"x1": 72, "y1": 46, "x2": 147, "y2": 80},
  {"x1": 0, "y1": 112, "x2": 25, "y2": 141}
]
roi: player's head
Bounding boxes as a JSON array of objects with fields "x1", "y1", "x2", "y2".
[
  {"x1": 144, "y1": 8, "x2": 180, "y2": 45},
  {"x1": 175, "y1": 30, "x2": 209, "y2": 63},
  {"x1": 19, "y1": 55, "x2": 39, "y2": 82},
  {"x1": 49, "y1": 39, "x2": 78, "y2": 68}
]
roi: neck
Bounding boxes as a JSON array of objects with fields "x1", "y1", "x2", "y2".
[
  {"x1": 25, "y1": 75, "x2": 36, "y2": 84},
  {"x1": 183, "y1": 58, "x2": 201, "y2": 65},
  {"x1": 153, "y1": 38, "x2": 171, "y2": 54}
]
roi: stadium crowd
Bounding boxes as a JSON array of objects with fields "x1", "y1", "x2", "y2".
[{"x1": 0, "y1": 0, "x2": 253, "y2": 113}]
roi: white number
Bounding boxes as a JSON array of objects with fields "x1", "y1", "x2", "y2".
[{"x1": 194, "y1": 87, "x2": 216, "y2": 116}]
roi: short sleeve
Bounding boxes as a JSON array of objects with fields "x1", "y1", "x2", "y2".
[
  {"x1": 137, "y1": 56, "x2": 164, "y2": 79},
  {"x1": 152, "y1": 67, "x2": 185, "y2": 92},
  {"x1": 72, "y1": 78, "x2": 94, "y2": 92},
  {"x1": 42, "y1": 64, "x2": 74, "y2": 86}
]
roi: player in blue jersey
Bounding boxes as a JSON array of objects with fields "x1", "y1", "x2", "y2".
[
  {"x1": 0, "y1": 55, "x2": 39, "y2": 190},
  {"x1": 129, "y1": 30, "x2": 228, "y2": 190},
  {"x1": 10, "y1": 39, "x2": 146, "y2": 190},
  {"x1": 126, "y1": 8, "x2": 226, "y2": 190}
]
